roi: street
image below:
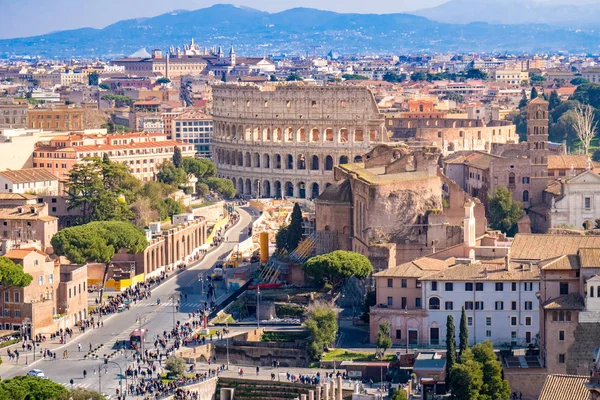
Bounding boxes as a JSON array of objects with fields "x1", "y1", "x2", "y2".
[{"x1": 0, "y1": 206, "x2": 259, "y2": 396}]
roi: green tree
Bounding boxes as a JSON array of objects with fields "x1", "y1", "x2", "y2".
[
  {"x1": 303, "y1": 250, "x2": 373, "y2": 300},
  {"x1": 165, "y1": 356, "x2": 186, "y2": 378},
  {"x1": 518, "y1": 92, "x2": 528, "y2": 109},
  {"x1": 58, "y1": 388, "x2": 105, "y2": 400},
  {"x1": 205, "y1": 177, "x2": 236, "y2": 198},
  {"x1": 342, "y1": 74, "x2": 368, "y2": 80},
  {"x1": 410, "y1": 72, "x2": 428, "y2": 82},
  {"x1": 270, "y1": 75, "x2": 277, "y2": 82},
  {"x1": 465, "y1": 68, "x2": 487, "y2": 80},
  {"x1": 1, "y1": 375, "x2": 68, "y2": 400},
  {"x1": 446, "y1": 315, "x2": 456, "y2": 388},
  {"x1": 88, "y1": 72, "x2": 99, "y2": 86},
  {"x1": 472, "y1": 341, "x2": 510, "y2": 400},
  {"x1": 287, "y1": 202, "x2": 304, "y2": 251},
  {"x1": 459, "y1": 307, "x2": 468, "y2": 355},
  {"x1": 376, "y1": 322, "x2": 392, "y2": 357},
  {"x1": 157, "y1": 77, "x2": 171, "y2": 84},
  {"x1": 164, "y1": 198, "x2": 186, "y2": 216},
  {"x1": 531, "y1": 87, "x2": 539, "y2": 99},
  {"x1": 571, "y1": 77, "x2": 590, "y2": 86},
  {"x1": 390, "y1": 389, "x2": 408, "y2": 400},
  {"x1": 51, "y1": 221, "x2": 147, "y2": 303},
  {"x1": 450, "y1": 350, "x2": 483, "y2": 400},
  {"x1": 183, "y1": 158, "x2": 216, "y2": 180},
  {"x1": 173, "y1": 146, "x2": 183, "y2": 169},
  {"x1": 196, "y1": 182, "x2": 210, "y2": 197},
  {"x1": 383, "y1": 71, "x2": 403, "y2": 83},
  {"x1": 286, "y1": 73, "x2": 303, "y2": 81},
  {"x1": 65, "y1": 156, "x2": 138, "y2": 224},
  {"x1": 99, "y1": 83, "x2": 110, "y2": 90},
  {"x1": 488, "y1": 186, "x2": 525, "y2": 235},
  {"x1": 361, "y1": 290, "x2": 376, "y2": 323},
  {"x1": 275, "y1": 225, "x2": 289, "y2": 253},
  {"x1": 530, "y1": 75, "x2": 546, "y2": 83},
  {"x1": 305, "y1": 305, "x2": 338, "y2": 360},
  {"x1": 548, "y1": 90, "x2": 561, "y2": 110},
  {"x1": 157, "y1": 160, "x2": 187, "y2": 187}
]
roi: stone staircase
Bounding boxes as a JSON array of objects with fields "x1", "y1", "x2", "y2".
[{"x1": 215, "y1": 377, "x2": 314, "y2": 400}]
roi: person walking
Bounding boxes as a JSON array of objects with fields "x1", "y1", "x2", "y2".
[{"x1": 78, "y1": 342, "x2": 81, "y2": 352}]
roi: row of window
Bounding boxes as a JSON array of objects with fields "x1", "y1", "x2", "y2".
[
  {"x1": 175, "y1": 121, "x2": 212, "y2": 127},
  {"x1": 431, "y1": 281, "x2": 537, "y2": 292},
  {"x1": 1, "y1": 309, "x2": 20, "y2": 318},
  {"x1": 428, "y1": 298, "x2": 533, "y2": 311}
]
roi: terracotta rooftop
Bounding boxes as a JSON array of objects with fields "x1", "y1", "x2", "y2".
[
  {"x1": 548, "y1": 154, "x2": 589, "y2": 170},
  {"x1": 0, "y1": 168, "x2": 57, "y2": 184},
  {"x1": 444, "y1": 151, "x2": 502, "y2": 170},
  {"x1": 511, "y1": 234, "x2": 600, "y2": 260},
  {"x1": 420, "y1": 259, "x2": 540, "y2": 282},
  {"x1": 0, "y1": 193, "x2": 38, "y2": 201},
  {"x1": 578, "y1": 248, "x2": 600, "y2": 268},
  {"x1": 542, "y1": 293, "x2": 585, "y2": 310},
  {"x1": 539, "y1": 374, "x2": 590, "y2": 400},
  {"x1": 5, "y1": 248, "x2": 48, "y2": 260},
  {"x1": 374, "y1": 257, "x2": 453, "y2": 278},
  {"x1": 539, "y1": 254, "x2": 581, "y2": 270}
]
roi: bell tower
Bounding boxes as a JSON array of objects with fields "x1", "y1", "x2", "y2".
[{"x1": 527, "y1": 97, "x2": 549, "y2": 207}]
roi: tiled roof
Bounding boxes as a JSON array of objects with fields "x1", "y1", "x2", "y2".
[
  {"x1": 511, "y1": 234, "x2": 600, "y2": 260},
  {"x1": 0, "y1": 193, "x2": 38, "y2": 201},
  {"x1": 374, "y1": 257, "x2": 452, "y2": 278},
  {"x1": 542, "y1": 293, "x2": 585, "y2": 310},
  {"x1": 420, "y1": 259, "x2": 540, "y2": 281},
  {"x1": 578, "y1": 248, "x2": 600, "y2": 268},
  {"x1": 548, "y1": 155, "x2": 589, "y2": 170},
  {"x1": 5, "y1": 248, "x2": 48, "y2": 260},
  {"x1": 0, "y1": 168, "x2": 57, "y2": 184},
  {"x1": 316, "y1": 179, "x2": 353, "y2": 204},
  {"x1": 443, "y1": 151, "x2": 501, "y2": 170},
  {"x1": 538, "y1": 374, "x2": 590, "y2": 400},
  {"x1": 0, "y1": 204, "x2": 46, "y2": 220},
  {"x1": 539, "y1": 255, "x2": 580, "y2": 270}
]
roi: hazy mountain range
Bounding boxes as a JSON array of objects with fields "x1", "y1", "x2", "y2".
[
  {"x1": 1, "y1": 3, "x2": 600, "y2": 58},
  {"x1": 412, "y1": 0, "x2": 600, "y2": 27}
]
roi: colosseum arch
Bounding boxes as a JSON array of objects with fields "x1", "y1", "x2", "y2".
[
  {"x1": 274, "y1": 181, "x2": 282, "y2": 198},
  {"x1": 237, "y1": 152, "x2": 243, "y2": 166},
  {"x1": 285, "y1": 127, "x2": 294, "y2": 142},
  {"x1": 325, "y1": 128, "x2": 334, "y2": 142},
  {"x1": 354, "y1": 155, "x2": 363, "y2": 162},
  {"x1": 231, "y1": 125, "x2": 237, "y2": 140},
  {"x1": 245, "y1": 179, "x2": 252, "y2": 195},
  {"x1": 369, "y1": 129, "x2": 378, "y2": 142},
  {"x1": 311, "y1": 155, "x2": 320, "y2": 171},
  {"x1": 253, "y1": 179, "x2": 261, "y2": 197},
  {"x1": 263, "y1": 180, "x2": 272, "y2": 197},
  {"x1": 274, "y1": 154, "x2": 282, "y2": 169},
  {"x1": 355, "y1": 129, "x2": 364, "y2": 142},
  {"x1": 244, "y1": 126, "x2": 251, "y2": 141},
  {"x1": 340, "y1": 155, "x2": 349, "y2": 164},
  {"x1": 298, "y1": 182, "x2": 306, "y2": 199},
  {"x1": 264, "y1": 127, "x2": 271, "y2": 141},
  {"x1": 245, "y1": 152, "x2": 251, "y2": 167},
  {"x1": 253, "y1": 127, "x2": 260, "y2": 141},
  {"x1": 274, "y1": 128, "x2": 282, "y2": 142},
  {"x1": 226, "y1": 151, "x2": 231, "y2": 165},
  {"x1": 286, "y1": 154, "x2": 294, "y2": 170},
  {"x1": 253, "y1": 152, "x2": 261, "y2": 168},
  {"x1": 263, "y1": 154, "x2": 270, "y2": 169},
  {"x1": 340, "y1": 128, "x2": 349, "y2": 143},
  {"x1": 285, "y1": 181, "x2": 294, "y2": 197},
  {"x1": 297, "y1": 128, "x2": 307, "y2": 142},
  {"x1": 226, "y1": 125, "x2": 231, "y2": 139},
  {"x1": 325, "y1": 156, "x2": 334, "y2": 170},
  {"x1": 311, "y1": 128, "x2": 320, "y2": 142},
  {"x1": 297, "y1": 154, "x2": 306, "y2": 170},
  {"x1": 237, "y1": 178, "x2": 243, "y2": 194},
  {"x1": 311, "y1": 183, "x2": 320, "y2": 199}
]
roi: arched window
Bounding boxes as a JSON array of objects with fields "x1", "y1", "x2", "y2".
[
  {"x1": 508, "y1": 172, "x2": 515, "y2": 187},
  {"x1": 552, "y1": 311, "x2": 558, "y2": 321},
  {"x1": 566, "y1": 311, "x2": 571, "y2": 322},
  {"x1": 340, "y1": 155, "x2": 349, "y2": 164},
  {"x1": 428, "y1": 297, "x2": 440, "y2": 310},
  {"x1": 325, "y1": 155, "x2": 334, "y2": 171},
  {"x1": 591, "y1": 286, "x2": 595, "y2": 298},
  {"x1": 311, "y1": 155, "x2": 319, "y2": 171},
  {"x1": 523, "y1": 190, "x2": 529, "y2": 202},
  {"x1": 559, "y1": 311, "x2": 564, "y2": 321}
]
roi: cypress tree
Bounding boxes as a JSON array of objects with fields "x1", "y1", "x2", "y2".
[
  {"x1": 531, "y1": 86, "x2": 538, "y2": 100},
  {"x1": 173, "y1": 146, "x2": 183, "y2": 169},
  {"x1": 549, "y1": 90, "x2": 561, "y2": 110},
  {"x1": 459, "y1": 306, "x2": 469, "y2": 355},
  {"x1": 446, "y1": 315, "x2": 456, "y2": 388},
  {"x1": 518, "y1": 91, "x2": 528, "y2": 109},
  {"x1": 286, "y1": 202, "x2": 304, "y2": 251}
]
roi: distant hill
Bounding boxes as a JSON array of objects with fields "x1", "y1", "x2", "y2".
[
  {"x1": 412, "y1": 0, "x2": 600, "y2": 27},
  {"x1": 2, "y1": 4, "x2": 600, "y2": 58}
]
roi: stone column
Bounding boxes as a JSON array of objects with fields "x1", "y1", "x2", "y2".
[
  {"x1": 309, "y1": 390, "x2": 315, "y2": 400},
  {"x1": 316, "y1": 386, "x2": 322, "y2": 400},
  {"x1": 337, "y1": 375, "x2": 343, "y2": 400},
  {"x1": 323, "y1": 383, "x2": 329, "y2": 400},
  {"x1": 301, "y1": 395, "x2": 307, "y2": 400},
  {"x1": 330, "y1": 379, "x2": 336, "y2": 400}
]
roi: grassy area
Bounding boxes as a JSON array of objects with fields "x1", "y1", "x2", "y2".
[
  {"x1": 0, "y1": 339, "x2": 19, "y2": 349},
  {"x1": 261, "y1": 331, "x2": 309, "y2": 343},
  {"x1": 321, "y1": 349, "x2": 395, "y2": 362},
  {"x1": 191, "y1": 201, "x2": 217, "y2": 209}
]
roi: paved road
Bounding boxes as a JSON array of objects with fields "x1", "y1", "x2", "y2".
[{"x1": 0, "y1": 207, "x2": 259, "y2": 396}]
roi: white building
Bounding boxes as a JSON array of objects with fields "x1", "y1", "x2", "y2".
[
  {"x1": 549, "y1": 169, "x2": 600, "y2": 230},
  {"x1": 493, "y1": 69, "x2": 529, "y2": 85},
  {"x1": 172, "y1": 110, "x2": 213, "y2": 158},
  {"x1": 421, "y1": 259, "x2": 540, "y2": 347},
  {"x1": 0, "y1": 168, "x2": 59, "y2": 196}
]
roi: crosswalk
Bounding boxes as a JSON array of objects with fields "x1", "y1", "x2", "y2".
[
  {"x1": 135, "y1": 301, "x2": 209, "y2": 308},
  {"x1": 59, "y1": 382, "x2": 94, "y2": 389}
]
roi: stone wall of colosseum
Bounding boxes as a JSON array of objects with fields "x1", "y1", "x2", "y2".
[{"x1": 212, "y1": 83, "x2": 388, "y2": 198}]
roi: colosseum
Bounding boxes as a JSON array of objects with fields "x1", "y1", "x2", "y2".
[{"x1": 212, "y1": 84, "x2": 388, "y2": 199}]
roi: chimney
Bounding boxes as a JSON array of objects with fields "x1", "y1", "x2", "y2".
[
  {"x1": 463, "y1": 200, "x2": 476, "y2": 248},
  {"x1": 504, "y1": 255, "x2": 510, "y2": 271}
]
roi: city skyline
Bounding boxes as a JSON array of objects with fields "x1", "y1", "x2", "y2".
[{"x1": 2, "y1": 0, "x2": 597, "y2": 40}]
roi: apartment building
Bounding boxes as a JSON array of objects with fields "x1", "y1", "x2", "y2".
[
  {"x1": 0, "y1": 98, "x2": 28, "y2": 129},
  {"x1": 28, "y1": 105, "x2": 83, "y2": 131},
  {"x1": 0, "y1": 168, "x2": 59, "y2": 196},
  {"x1": 33, "y1": 132, "x2": 195, "y2": 183},
  {"x1": 172, "y1": 109, "x2": 213, "y2": 158},
  {"x1": 493, "y1": 69, "x2": 529, "y2": 85}
]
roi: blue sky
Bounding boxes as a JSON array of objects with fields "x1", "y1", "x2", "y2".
[{"x1": 0, "y1": 0, "x2": 594, "y2": 39}]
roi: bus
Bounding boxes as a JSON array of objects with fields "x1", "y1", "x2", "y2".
[{"x1": 129, "y1": 328, "x2": 148, "y2": 350}]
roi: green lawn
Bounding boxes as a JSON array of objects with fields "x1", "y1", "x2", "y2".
[
  {"x1": 321, "y1": 349, "x2": 395, "y2": 362},
  {"x1": 191, "y1": 201, "x2": 217, "y2": 209}
]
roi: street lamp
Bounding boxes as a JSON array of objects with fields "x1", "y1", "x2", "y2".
[
  {"x1": 169, "y1": 295, "x2": 177, "y2": 330},
  {"x1": 225, "y1": 320, "x2": 230, "y2": 370},
  {"x1": 256, "y1": 287, "x2": 261, "y2": 329},
  {"x1": 60, "y1": 301, "x2": 69, "y2": 343},
  {"x1": 198, "y1": 272, "x2": 204, "y2": 296}
]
